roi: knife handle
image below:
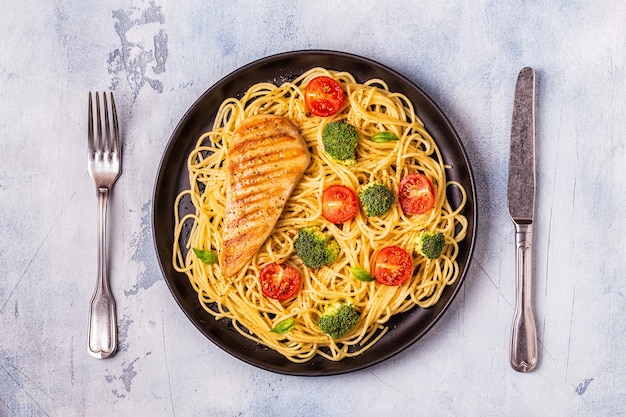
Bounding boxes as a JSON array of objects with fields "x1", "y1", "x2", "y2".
[{"x1": 510, "y1": 223, "x2": 538, "y2": 372}]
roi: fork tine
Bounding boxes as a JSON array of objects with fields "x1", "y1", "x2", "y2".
[
  {"x1": 110, "y1": 92, "x2": 121, "y2": 155},
  {"x1": 95, "y1": 92, "x2": 103, "y2": 153},
  {"x1": 103, "y1": 92, "x2": 111, "y2": 155},
  {"x1": 88, "y1": 92, "x2": 95, "y2": 156}
]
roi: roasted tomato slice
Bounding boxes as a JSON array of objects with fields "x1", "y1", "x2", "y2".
[
  {"x1": 398, "y1": 173, "x2": 435, "y2": 215},
  {"x1": 321, "y1": 184, "x2": 358, "y2": 224},
  {"x1": 372, "y1": 246, "x2": 413, "y2": 286},
  {"x1": 304, "y1": 76, "x2": 345, "y2": 117},
  {"x1": 259, "y1": 262, "x2": 302, "y2": 301}
]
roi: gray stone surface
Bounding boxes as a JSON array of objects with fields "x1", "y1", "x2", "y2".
[{"x1": 1, "y1": 1, "x2": 625, "y2": 415}]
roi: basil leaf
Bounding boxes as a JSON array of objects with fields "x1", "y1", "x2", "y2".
[
  {"x1": 270, "y1": 318, "x2": 295, "y2": 334},
  {"x1": 192, "y1": 248, "x2": 218, "y2": 265},
  {"x1": 370, "y1": 131, "x2": 400, "y2": 143},
  {"x1": 351, "y1": 266, "x2": 375, "y2": 282}
]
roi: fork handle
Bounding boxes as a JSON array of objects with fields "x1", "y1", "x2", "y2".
[{"x1": 88, "y1": 187, "x2": 118, "y2": 358}]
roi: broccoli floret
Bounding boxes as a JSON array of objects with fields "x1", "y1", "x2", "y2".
[
  {"x1": 321, "y1": 121, "x2": 359, "y2": 165},
  {"x1": 416, "y1": 231, "x2": 445, "y2": 260},
  {"x1": 358, "y1": 182, "x2": 395, "y2": 217},
  {"x1": 294, "y1": 226, "x2": 340, "y2": 268},
  {"x1": 317, "y1": 301, "x2": 360, "y2": 339}
]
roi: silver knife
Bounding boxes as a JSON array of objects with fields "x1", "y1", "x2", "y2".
[{"x1": 508, "y1": 67, "x2": 538, "y2": 372}]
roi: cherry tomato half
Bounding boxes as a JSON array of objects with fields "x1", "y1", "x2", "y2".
[
  {"x1": 259, "y1": 262, "x2": 302, "y2": 301},
  {"x1": 321, "y1": 184, "x2": 358, "y2": 224},
  {"x1": 398, "y1": 173, "x2": 435, "y2": 215},
  {"x1": 304, "y1": 76, "x2": 345, "y2": 117},
  {"x1": 372, "y1": 246, "x2": 413, "y2": 286}
]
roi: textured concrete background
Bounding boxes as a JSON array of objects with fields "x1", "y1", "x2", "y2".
[{"x1": 1, "y1": 0, "x2": 625, "y2": 416}]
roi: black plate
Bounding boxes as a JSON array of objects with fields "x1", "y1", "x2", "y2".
[{"x1": 152, "y1": 50, "x2": 476, "y2": 376}]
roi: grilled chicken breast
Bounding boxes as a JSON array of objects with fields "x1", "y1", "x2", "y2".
[{"x1": 220, "y1": 114, "x2": 311, "y2": 277}]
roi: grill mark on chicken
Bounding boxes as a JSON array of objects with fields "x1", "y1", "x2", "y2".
[
  {"x1": 230, "y1": 165, "x2": 307, "y2": 195},
  {"x1": 230, "y1": 155, "x2": 307, "y2": 186},
  {"x1": 220, "y1": 114, "x2": 310, "y2": 277},
  {"x1": 231, "y1": 139, "x2": 305, "y2": 167}
]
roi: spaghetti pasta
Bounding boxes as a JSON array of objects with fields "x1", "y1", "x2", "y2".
[{"x1": 172, "y1": 67, "x2": 468, "y2": 362}]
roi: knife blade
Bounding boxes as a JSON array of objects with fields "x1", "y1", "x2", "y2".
[{"x1": 508, "y1": 67, "x2": 538, "y2": 372}]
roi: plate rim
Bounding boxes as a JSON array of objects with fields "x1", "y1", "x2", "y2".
[{"x1": 152, "y1": 49, "x2": 477, "y2": 376}]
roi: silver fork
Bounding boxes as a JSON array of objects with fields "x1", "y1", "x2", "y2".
[{"x1": 87, "y1": 91, "x2": 122, "y2": 358}]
